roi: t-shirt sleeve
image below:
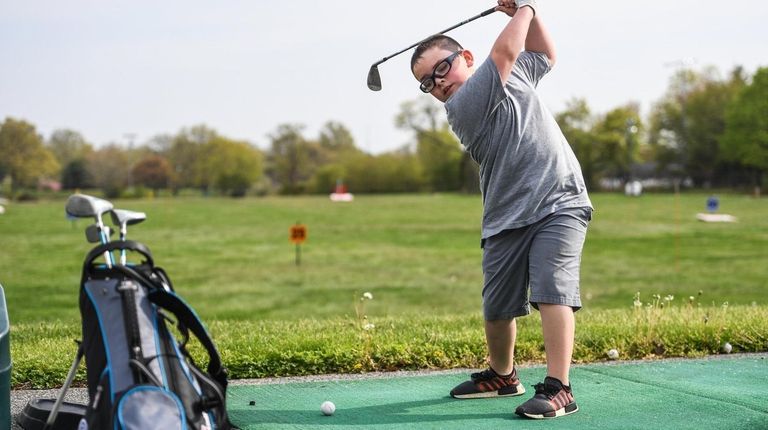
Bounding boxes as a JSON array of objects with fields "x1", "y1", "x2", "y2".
[
  {"x1": 445, "y1": 56, "x2": 506, "y2": 146},
  {"x1": 514, "y1": 51, "x2": 551, "y2": 87}
]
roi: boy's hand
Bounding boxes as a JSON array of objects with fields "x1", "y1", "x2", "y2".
[{"x1": 496, "y1": 0, "x2": 518, "y2": 17}]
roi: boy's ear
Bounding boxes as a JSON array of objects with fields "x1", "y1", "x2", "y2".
[{"x1": 462, "y1": 50, "x2": 475, "y2": 68}]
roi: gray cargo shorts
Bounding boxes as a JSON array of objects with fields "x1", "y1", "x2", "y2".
[{"x1": 481, "y1": 207, "x2": 592, "y2": 321}]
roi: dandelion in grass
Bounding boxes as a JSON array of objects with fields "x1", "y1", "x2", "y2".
[
  {"x1": 363, "y1": 323, "x2": 375, "y2": 331},
  {"x1": 355, "y1": 291, "x2": 377, "y2": 331},
  {"x1": 633, "y1": 292, "x2": 642, "y2": 309}
]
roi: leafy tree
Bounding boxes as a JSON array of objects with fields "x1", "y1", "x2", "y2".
[
  {"x1": 0, "y1": 117, "x2": 59, "y2": 193},
  {"x1": 267, "y1": 124, "x2": 316, "y2": 194},
  {"x1": 319, "y1": 121, "x2": 358, "y2": 154},
  {"x1": 61, "y1": 159, "x2": 92, "y2": 190},
  {"x1": 165, "y1": 125, "x2": 218, "y2": 193},
  {"x1": 396, "y1": 98, "x2": 465, "y2": 192},
  {"x1": 343, "y1": 151, "x2": 423, "y2": 193},
  {"x1": 311, "y1": 164, "x2": 348, "y2": 194},
  {"x1": 556, "y1": 98, "x2": 599, "y2": 190},
  {"x1": 197, "y1": 137, "x2": 263, "y2": 197},
  {"x1": 395, "y1": 98, "x2": 443, "y2": 132},
  {"x1": 591, "y1": 104, "x2": 642, "y2": 184},
  {"x1": 648, "y1": 67, "x2": 746, "y2": 186},
  {"x1": 416, "y1": 128, "x2": 463, "y2": 192},
  {"x1": 47, "y1": 129, "x2": 93, "y2": 166},
  {"x1": 86, "y1": 144, "x2": 130, "y2": 198},
  {"x1": 47, "y1": 129, "x2": 95, "y2": 190},
  {"x1": 132, "y1": 154, "x2": 173, "y2": 193},
  {"x1": 304, "y1": 122, "x2": 365, "y2": 194},
  {"x1": 721, "y1": 67, "x2": 768, "y2": 196}
]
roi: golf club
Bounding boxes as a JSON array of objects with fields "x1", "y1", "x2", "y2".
[
  {"x1": 367, "y1": 6, "x2": 497, "y2": 91},
  {"x1": 110, "y1": 208, "x2": 147, "y2": 265},
  {"x1": 65, "y1": 194, "x2": 116, "y2": 267},
  {"x1": 85, "y1": 224, "x2": 114, "y2": 244}
]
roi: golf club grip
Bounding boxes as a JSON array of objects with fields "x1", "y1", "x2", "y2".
[
  {"x1": 437, "y1": 6, "x2": 498, "y2": 35},
  {"x1": 83, "y1": 240, "x2": 154, "y2": 268}
]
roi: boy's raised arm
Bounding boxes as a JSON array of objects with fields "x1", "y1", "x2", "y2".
[
  {"x1": 525, "y1": 16, "x2": 556, "y2": 67},
  {"x1": 491, "y1": 0, "x2": 536, "y2": 81}
]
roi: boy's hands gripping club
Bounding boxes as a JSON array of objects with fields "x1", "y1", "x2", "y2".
[{"x1": 496, "y1": 0, "x2": 537, "y2": 17}]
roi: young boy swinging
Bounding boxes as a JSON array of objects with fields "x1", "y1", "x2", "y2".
[{"x1": 410, "y1": 0, "x2": 593, "y2": 419}]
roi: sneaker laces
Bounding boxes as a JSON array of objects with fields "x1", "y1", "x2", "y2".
[
  {"x1": 470, "y1": 369, "x2": 497, "y2": 382},
  {"x1": 532, "y1": 381, "x2": 562, "y2": 399},
  {"x1": 471, "y1": 368, "x2": 515, "y2": 382}
]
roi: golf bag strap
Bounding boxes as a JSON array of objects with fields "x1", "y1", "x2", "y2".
[
  {"x1": 146, "y1": 288, "x2": 228, "y2": 389},
  {"x1": 109, "y1": 263, "x2": 228, "y2": 388},
  {"x1": 83, "y1": 240, "x2": 154, "y2": 268}
]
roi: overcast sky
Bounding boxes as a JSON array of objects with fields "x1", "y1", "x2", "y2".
[{"x1": 1, "y1": 1, "x2": 766, "y2": 154}]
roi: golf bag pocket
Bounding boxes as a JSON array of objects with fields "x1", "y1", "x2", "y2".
[{"x1": 115, "y1": 386, "x2": 186, "y2": 430}]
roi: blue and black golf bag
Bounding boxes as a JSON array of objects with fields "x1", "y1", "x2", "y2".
[{"x1": 78, "y1": 240, "x2": 234, "y2": 429}]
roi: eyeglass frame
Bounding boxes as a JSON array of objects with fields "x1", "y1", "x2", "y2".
[{"x1": 419, "y1": 50, "x2": 464, "y2": 93}]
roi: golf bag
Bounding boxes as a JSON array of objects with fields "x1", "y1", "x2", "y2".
[{"x1": 78, "y1": 240, "x2": 234, "y2": 430}]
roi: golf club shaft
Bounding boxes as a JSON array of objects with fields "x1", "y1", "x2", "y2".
[
  {"x1": 373, "y1": 6, "x2": 497, "y2": 67},
  {"x1": 120, "y1": 225, "x2": 127, "y2": 265},
  {"x1": 96, "y1": 215, "x2": 115, "y2": 268}
]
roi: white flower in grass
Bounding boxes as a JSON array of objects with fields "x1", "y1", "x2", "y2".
[
  {"x1": 363, "y1": 323, "x2": 375, "y2": 331},
  {"x1": 363, "y1": 292, "x2": 373, "y2": 300}
]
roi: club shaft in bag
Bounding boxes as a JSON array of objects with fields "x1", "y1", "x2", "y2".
[
  {"x1": 367, "y1": 6, "x2": 497, "y2": 91},
  {"x1": 43, "y1": 343, "x2": 84, "y2": 430}
]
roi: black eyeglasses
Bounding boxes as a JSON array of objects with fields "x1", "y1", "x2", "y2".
[{"x1": 419, "y1": 50, "x2": 463, "y2": 93}]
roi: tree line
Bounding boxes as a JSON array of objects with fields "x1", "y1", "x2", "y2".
[{"x1": 1, "y1": 65, "x2": 766, "y2": 199}]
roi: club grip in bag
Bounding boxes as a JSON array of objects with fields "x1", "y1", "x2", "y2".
[{"x1": 83, "y1": 240, "x2": 154, "y2": 268}]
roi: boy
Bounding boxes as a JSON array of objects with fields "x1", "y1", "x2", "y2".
[{"x1": 409, "y1": 0, "x2": 593, "y2": 419}]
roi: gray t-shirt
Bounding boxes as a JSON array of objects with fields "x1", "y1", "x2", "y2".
[{"x1": 446, "y1": 51, "x2": 592, "y2": 239}]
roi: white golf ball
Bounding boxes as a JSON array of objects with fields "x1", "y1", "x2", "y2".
[
  {"x1": 607, "y1": 349, "x2": 619, "y2": 360},
  {"x1": 321, "y1": 401, "x2": 336, "y2": 416},
  {"x1": 722, "y1": 342, "x2": 732, "y2": 354}
]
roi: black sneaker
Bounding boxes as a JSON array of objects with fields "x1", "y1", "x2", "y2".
[
  {"x1": 450, "y1": 367, "x2": 525, "y2": 399},
  {"x1": 515, "y1": 376, "x2": 578, "y2": 419}
]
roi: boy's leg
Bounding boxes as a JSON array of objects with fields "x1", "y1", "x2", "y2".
[
  {"x1": 485, "y1": 318, "x2": 517, "y2": 375},
  {"x1": 515, "y1": 207, "x2": 590, "y2": 419},
  {"x1": 538, "y1": 303, "x2": 574, "y2": 385},
  {"x1": 450, "y1": 228, "x2": 532, "y2": 399}
]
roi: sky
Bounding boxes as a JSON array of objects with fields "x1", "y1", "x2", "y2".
[{"x1": 1, "y1": 1, "x2": 766, "y2": 154}]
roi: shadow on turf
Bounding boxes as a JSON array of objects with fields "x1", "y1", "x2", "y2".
[{"x1": 230, "y1": 396, "x2": 518, "y2": 427}]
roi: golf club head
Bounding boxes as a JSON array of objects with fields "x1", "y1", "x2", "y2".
[
  {"x1": 85, "y1": 224, "x2": 114, "y2": 243},
  {"x1": 65, "y1": 194, "x2": 114, "y2": 219},
  {"x1": 110, "y1": 209, "x2": 147, "y2": 228},
  {"x1": 367, "y1": 65, "x2": 382, "y2": 91}
]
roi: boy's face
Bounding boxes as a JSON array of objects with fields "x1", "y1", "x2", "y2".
[{"x1": 412, "y1": 47, "x2": 474, "y2": 103}]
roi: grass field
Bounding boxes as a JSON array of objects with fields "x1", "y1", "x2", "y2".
[
  {"x1": 3, "y1": 191, "x2": 768, "y2": 387},
  {"x1": 1, "y1": 192, "x2": 766, "y2": 324}
]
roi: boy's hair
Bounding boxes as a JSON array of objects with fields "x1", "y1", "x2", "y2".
[{"x1": 410, "y1": 34, "x2": 463, "y2": 71}]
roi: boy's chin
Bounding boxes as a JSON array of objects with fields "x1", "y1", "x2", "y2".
[{"x1": 433, "y1": 94, "x2": 449, "y2": 103}]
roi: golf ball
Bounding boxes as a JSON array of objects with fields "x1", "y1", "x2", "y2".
[
  {"x1": 607, "y1": 349, "x2": 619, "y2": 360},
  {"x1": 722, "y1": 342, "x2": 732, "y2": 354},
  {"x1": 321, "y1": 401, "x2": 336, "y2": 416}
]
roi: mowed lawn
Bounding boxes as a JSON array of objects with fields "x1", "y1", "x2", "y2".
[{"x1": 1, "y1": 192, "x2": 766, "y2": 325}]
